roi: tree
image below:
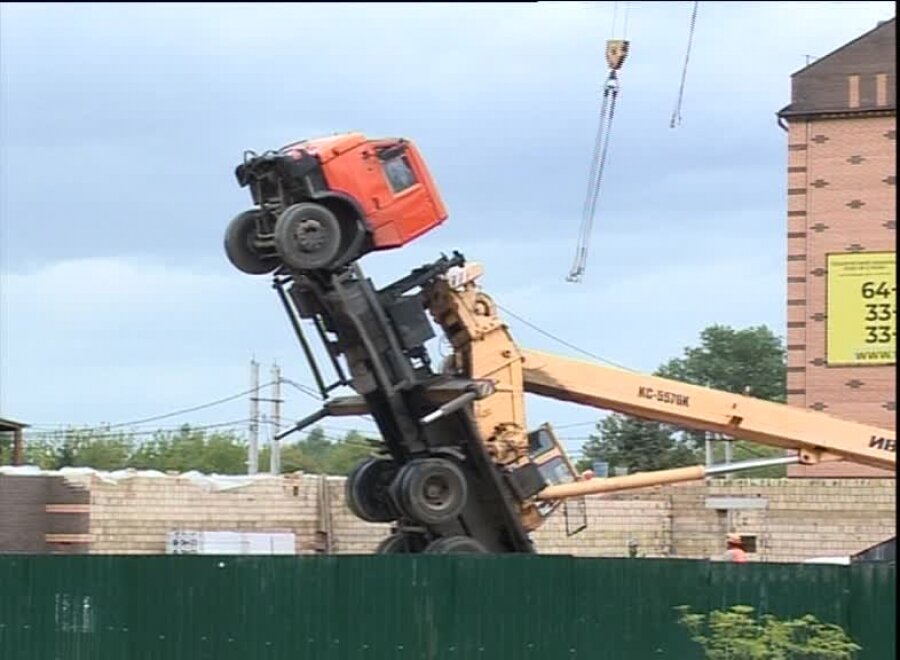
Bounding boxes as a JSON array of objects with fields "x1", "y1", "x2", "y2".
[
  {"x1": 18, "y1": 423, "x2": 379, "y2": 476},
  {"x1": 579, "y1": 415, "x2": 699, "y2": 474},
  {"x1": 263, "y1": 428, "x2": 378, "y2": 475},
  {"x1": 323, "y1": 430, "x2": 377, "y2": 475},
  {"x1": 676, "y1": 605, "x2": 861, "y2": 659},
  {"x1": 578, "y1": 325, "x2": 788, "y2": 476},
  {"x1": 657, "y1": 325, "x2": 786, "y2": 402}
]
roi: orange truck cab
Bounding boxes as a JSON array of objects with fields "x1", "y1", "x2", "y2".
[{"x1": 224, "y1": 132, "x2": 448, "y2": 274}]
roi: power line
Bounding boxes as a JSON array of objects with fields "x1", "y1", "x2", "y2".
[
  {"x1": 278, "y1": 377, "x2": 380, "y2": 433},
  {"x1": 25, "y1": 418, "x2": 254, "y2": 439},
  {"x1": 26, "y1": 418, "x2": 254, "y2": 434},
  {"x1": 278, "y1": 377, "x2": 321, "y2": 400},
  {"x1": 25, "y1": 420, "x2": 381, "y2": 448},
  {"x1": 553, "y1": 420, "x2": 603, "y2": 430},
  {"x1": 28, "y1": 381, "x2": 279, "y2": 432},
  {"x1": 496, "y1": 303, "x2": 636, "y2": 372}
]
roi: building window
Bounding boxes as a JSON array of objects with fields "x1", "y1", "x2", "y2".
[{"x1": 740, "y1": 534, "x2": 758, "y2": 554}]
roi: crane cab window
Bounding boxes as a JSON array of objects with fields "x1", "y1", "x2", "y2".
[
  {"x1": 381, "y1": 153, "x2": 417, "y2": 194},
  {"x1": 537, "y1": 456, "x2": 576, "y2": 486},
  {"x1": 528, "y1": 428, "x2": 556, "y2": 459}
]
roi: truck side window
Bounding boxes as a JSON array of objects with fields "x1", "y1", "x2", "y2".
[{"x1": 382, "y1": 154, "x2": 417, "y2": 193}]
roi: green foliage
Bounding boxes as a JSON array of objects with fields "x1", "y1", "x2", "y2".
[
  {"x1": 17, "y1": 425, "x2": 379, "y2": 476},
  {"x1": 577, "y1": 415, "x2": 700, "y2": 474},
  {"x1": 676, "y1": 605, "x2": 861, "y2": 660},
  {"x1": 260, "y1": 428, "x2": 375, "y2": 475},
  {"x1": 658, "y1": 325, "x2": 786, "y2": 402},
  {"x1": 578, "y1": 324, "x2": 788, "y2": 477}
]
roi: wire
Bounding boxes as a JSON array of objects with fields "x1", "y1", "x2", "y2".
[
  {"x1": 278, "y1": 376, "x2": 381, "y2": 433},
  {"x1": 25, "y1": 418, "x2": 255, "y2": 439},
  {"x1": 567, "y1": 36, "x2": 625, "y2": 284},
  {"x1": 670, "y1": 1, "x2": 699, "y2": 129},
  {"x1": 570, "y1": 80, "x2": 615, "y2": 282},
  {"x1": 99, "y1": 381, "x2": 277, "y2": 429},
  {"x1": 278, "y1": 377, "x2": 322, "y2": 400},
  {"x1": 553, "y1": 420, "x2": 603, "y2": 430},
  {"x1": 610, "y1": 1, "x2": 619, "y2": 38},
  {"x1": 496, "y1": 302, "x2": 636, "y2": 372},
  {"x1": 27, "y1": 382, "x2": 280, "y2": 431}
]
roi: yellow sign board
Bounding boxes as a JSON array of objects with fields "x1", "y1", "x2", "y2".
[{"x1": 826, "y1": 252, "x2": 896, "y2": 366}]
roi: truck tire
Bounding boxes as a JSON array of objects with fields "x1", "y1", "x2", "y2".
[
  {"x1": 224, "y1": 209, "x2": 279, "y2": 275},
  {"x1": 375, "y1": 532, "x2": 427, "y2": 554},
  {"x1": 391, "y1": 458, "x2": 467, "y2": 526},
  {"x1": 424, "y1": 536, "x2": 488, "y2": 554},
  {"x1": 346, "y1": 457, "x2": 400, "y2": 523},
  {"x1": 274, "y1": 202, "x2": 344, "y2": 271}
]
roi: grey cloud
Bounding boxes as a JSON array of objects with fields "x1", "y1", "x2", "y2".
[{"x1": 0, "y1": 1, "x2": 893, "y2": 428}]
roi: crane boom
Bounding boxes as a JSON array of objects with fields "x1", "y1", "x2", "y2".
[{"x1": 520, "y1": 349, "x2": 896, "y2": 471}]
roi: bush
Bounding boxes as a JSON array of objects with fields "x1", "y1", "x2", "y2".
[{"x1": 675, "y1": 604, "x2": 861, "y2": 659}]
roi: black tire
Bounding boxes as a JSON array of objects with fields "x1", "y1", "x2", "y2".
[
  {"x1": 345, "y1": 457, "x2": 400, "y2": 523},
  {"x1": 424, "y1": 535, "x2": 488, "y2": 554},
  {"x1": 375, "y1": 532, "x2": 427, "y2": 554},
  {"x1": 274, "y1": 202, "x2": 344, "y2": 271},
  {"x1": 224, "y1": 209, "x2": 279, "y2": 275},
  {"x1": 392, "y1": 458, "x2": 467, "y2": 526}
]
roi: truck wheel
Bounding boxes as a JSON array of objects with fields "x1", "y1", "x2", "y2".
[
  {"x1": 392, "y1": 458, "x2": 467, "y2": 526},
  {"x1": 274, "y1": 202, "x2": 344, "y2": 271},
  {"x1": 424, "y1": 536, "x2": 488, "y2": 554},
  {"x1": 224, "y1": 210, "x2": 279, "y2": 274},
  {"x1": 375, "y1": 532, "x2": 427, "y2": 554},
  {"x1": 346, "y1": 457, "x2": 400, "y2": 523}
]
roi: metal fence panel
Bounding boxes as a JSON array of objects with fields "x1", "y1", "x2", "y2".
[
  {"x1": 0, "y1": 555, "x2": 893, "y2": 659},
  {"x1": 848, "y1": 561, "x2": 896, "y2": 660}
]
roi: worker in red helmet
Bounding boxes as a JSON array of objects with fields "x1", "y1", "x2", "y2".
[{"x1": 724, "y1": 533, "x2": 748, "y2": 563}]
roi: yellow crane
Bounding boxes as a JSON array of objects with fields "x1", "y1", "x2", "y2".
[{"x1": 423, "y1": 260, "x2": 895, "y2": 532}]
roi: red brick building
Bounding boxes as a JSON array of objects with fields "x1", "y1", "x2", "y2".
[{"x1": 778, "y1": 19, "x2": 896, "y2": 477}]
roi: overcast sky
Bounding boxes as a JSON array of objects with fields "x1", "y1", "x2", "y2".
[{"x1": 0, "y1": 1, "x2": 895, "y2": 456}]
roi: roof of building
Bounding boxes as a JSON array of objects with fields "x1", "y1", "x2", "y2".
[
  {"x1": 779, "y1": 17, "x2": 896, "y2": 119},
  {"x1": 851, "y1": 535, "x2": 896, "y2": 563},
  {"x1": 0, "y1": 417, "x2": 29, "y2": 431}
]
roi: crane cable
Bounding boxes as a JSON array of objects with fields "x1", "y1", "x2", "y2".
[
  {"x1": 566, "y1": 38, "x2": 629, "y2": 284},
  {"x1": 670, "y1": 1, "x2": 699, "y2": 129}
]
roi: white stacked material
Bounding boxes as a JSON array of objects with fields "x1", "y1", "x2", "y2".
[{"x1": 166, "y1": 530, "x2": 296, "y2": 555}]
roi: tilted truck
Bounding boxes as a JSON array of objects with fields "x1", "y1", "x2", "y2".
[{"x1": 224, "y1": 132, "x2": 896, "y2": 553}]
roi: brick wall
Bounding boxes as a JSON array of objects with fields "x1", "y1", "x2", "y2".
[
  {"x1": 782, "y1": 19, "x2": 896, "y2": 478},
  {"x1": 785, "y1": 114, "x2": 896, "y2": 478},
  {"x1": 69, "y1": 472, "x2": 895, "y2": 562},
  {"x1": 534, "y1": 479, "x2": 895, "y2": 562},
  {"x1": 87, "y1": 473, "x2": 323, "y2": 554}
]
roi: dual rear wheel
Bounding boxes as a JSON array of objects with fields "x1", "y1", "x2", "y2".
[
  {"x1": 224, "y1": 202, "x2": 354, "y2": 275},
  {"x1": 376, "y1": 533, "x2": 487, "y2": 555},
  {"x1": 345, "y1": 456, "x2": 468, "y2": 526},
  {"x1": 346, "y1": 455, "x2": 485, "y2": 553}
]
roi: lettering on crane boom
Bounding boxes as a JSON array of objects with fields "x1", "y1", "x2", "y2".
[
  {"x1": 638, "y1": 386, "x2": 690, "y2": 407},
  {"x1": 869, "y1": 435, "x2": 897, "y2": 453}
]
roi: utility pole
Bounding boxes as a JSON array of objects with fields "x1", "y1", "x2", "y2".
[
  {"x1": 248, "y1": 358, "x2": 260, "y2": 475},
  {"x1": 270, "y1": 362, "x2": 283, "y2": 475},
  {"x1": 724, "y1": 438, "x2": 734, "y2": 478}
]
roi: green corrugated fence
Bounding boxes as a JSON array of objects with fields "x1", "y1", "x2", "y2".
[{"x1": 0, "y1": 556, "x2": 894, "y2": 659}]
